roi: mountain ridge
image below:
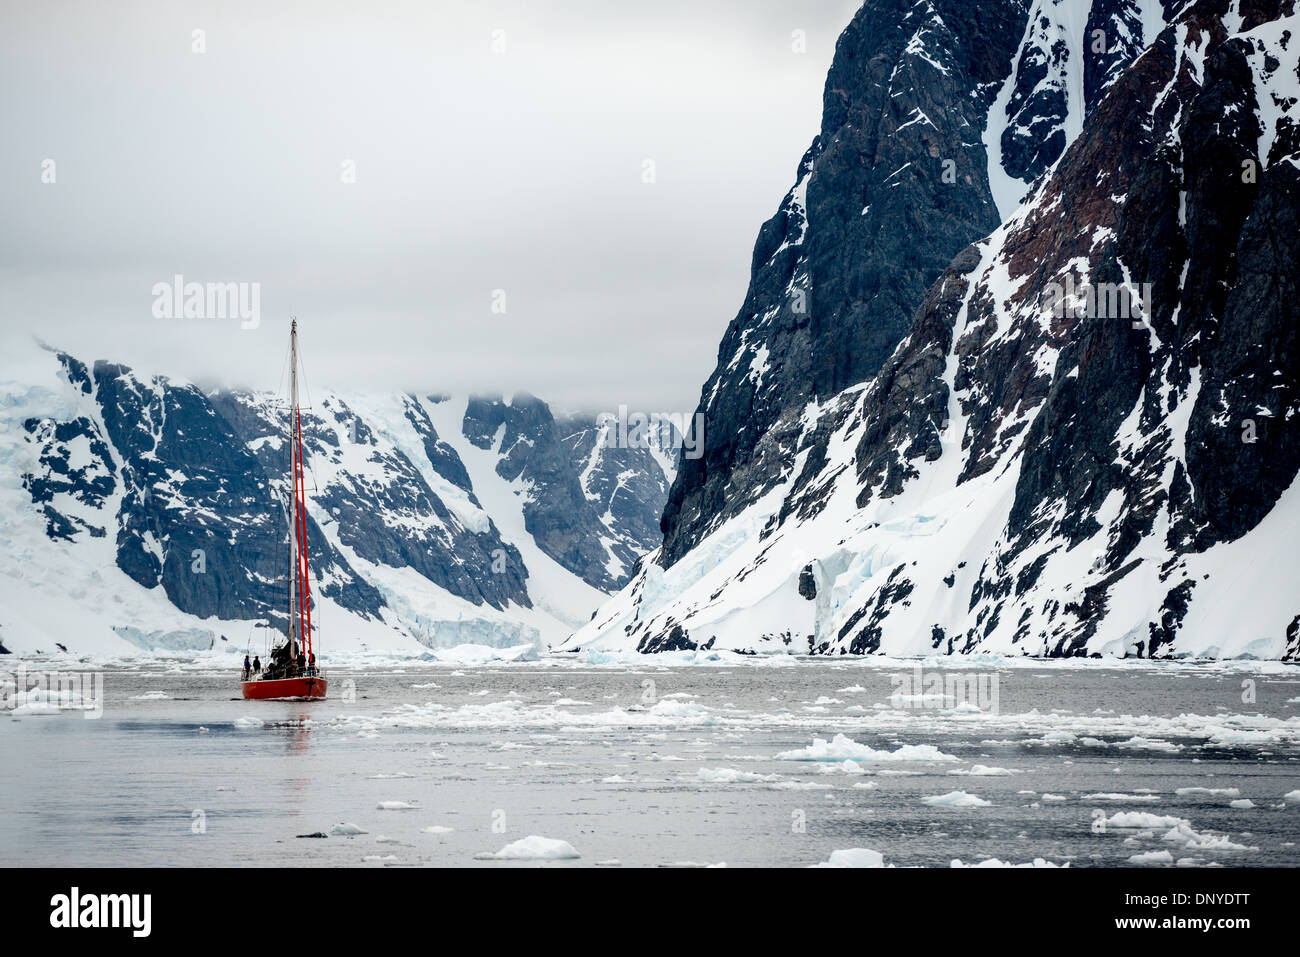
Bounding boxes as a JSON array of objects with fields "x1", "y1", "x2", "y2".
[
  {"x1": 0, "y1": 338, "x2": 672, "y2": 657},
  {"x1": 566, "y1": 0, "x2": 1300, "y2": 660}
]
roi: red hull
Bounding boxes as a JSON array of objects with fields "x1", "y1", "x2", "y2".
[{"x1": 241, "y1": 676, "x2": 327, "y2": 700}]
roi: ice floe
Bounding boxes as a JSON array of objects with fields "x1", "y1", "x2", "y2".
[
  {"x1": 923, "y1": 790, "x2": 991, "y2": 808},
  {"x1": 775, "y1": 734, "x2": 957, "y2": 762},
  {"x1": 475, "y1": 836, "x2": 580, "y2": 860},
  {"x1": 811, "y1": 848, "x2": 885, "y2": 868}
]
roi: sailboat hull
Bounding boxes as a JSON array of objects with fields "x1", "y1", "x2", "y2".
[{"x1": 241, "y1": 676, "x2": 327, "y2": 700}]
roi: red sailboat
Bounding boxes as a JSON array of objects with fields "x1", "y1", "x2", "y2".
[{"x1": 242, "y1": 319, "x2": 327, "y2": 700}]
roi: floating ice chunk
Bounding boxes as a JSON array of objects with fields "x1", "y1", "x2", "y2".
[
  {"x1": 923, "y1": 790, "x2": 991, "y2": 808},
  {"x1": 1229, "y1": 799, "x2": 1256, "y2": 809},
  {"x1": 768, "y1": 780, "x2": 833, "y2": 790},
  {"x1": 775, "y1": 734, "x2": 956, "y2": 762},
  {"x1": 695, "y1": 767, "x2": 780, "y2": 784},
  {"x1": 377, "y1": 801, "x2": 417, "y2": 810},
  {"x1": 1284, "y1": 790, "x2": 1300, "y2": 803},
  {"x1": 130, "y1": 691, "x2": 169, "y2": 700},
  {"x1": 1119, "y1": 736, "x2": 1180, "y2": 752},
  {"x1": 950, "y1": 765, "x2": 1015, "y2": 776},
  {"x1": 815, "y1": 759, "x2": 867, "y2": 776},
  {"x1": 331, "y1": 822, "x2": 368, "y2": 836},
  {"x1": 602, "y1": 774, "x2": 631, "y2": 783},
  {"x1": 1205, "y1": 728, "x2": 1283, "y2": 746},
  {"x1": 889, "y1": 693, "x2": 954, "y2": 707},
  {"x1": 233, "y1": 717, "x2": 263, "y2": 729},
  {"x1": 660, "y1": 860, "x2": 727, "y2": 868},
  {"x1": 951, "y1": 858, "x2": 1063, "y2": 868},
  {"x1": 811, "y1": 848, "x2": 885, "y2": 868},
  {"x1": 11, "y1": 702, "x2": 61, "y2": 716},
  {"x1": 1081, "y1": 735, "x2": 1180, "y2": 752},
  {"x1": 1041, "y1": 794, "x2": 1067, "y2": 802},
  {"x1": 1175, "y1": 787, "x2": 1240, "y2": 798},
  {"x1": 1107, "y1": 812, "x2": 1189, "y2": 829},
  {"x1": 422, "y1": 825, "x2": 454, "y2": 835},
  {"x1": 475, "y1": 836, "x2": 580, "y2": 860},
  {"x1": 647, "y1": 699, "x2": 714, "y2": 721},
  {"x1": 1082, "y1": 793, "x2": 1161, "y2": 802},
  {"x1": 1160, "y1": 823, "x2": 1256, "y2": 852},
  {"x1": 1128, "y1": 850, "x2": 1174, "y2": 865},
  {"x1": 1031, "y1": 731, "x2": 1075, "y2": 745}
]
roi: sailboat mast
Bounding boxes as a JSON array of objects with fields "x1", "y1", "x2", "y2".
[
  {"x1": 288, "y1": 318, "x2": 314, "y2": 662},
  {"x1": 288, "y1": 319, "x2": 299, "y2": 647}
]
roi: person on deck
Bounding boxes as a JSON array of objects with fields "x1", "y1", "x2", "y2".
[
  {"x1": 252, "y1": 655, "x2": 261, "y2": 674},
  {"x1": 243, "y1": 655, "x2": 251, "y2": 680}
]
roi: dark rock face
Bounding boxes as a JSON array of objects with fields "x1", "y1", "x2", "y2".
[
  {"x1": 556, "y1": 411, "x2": 675, "y2": 557},
  {"x1": 573, "y1": 0, "x2": 1299, "y2": 660},
  {"x1": 90, "y1": 363, "x2": 383, "y2": 629},
  {"x1": 462, "y1": 395, "x2": 669, "y2": 591},
  {"x1": 797, "y1": 564, "x2": 817, "y2": 599},
  {"x1": 404, "y1": 396, "x2": 475, "y2": 496},
  {"x1": 220, "y1": 391, "x2": 527, "y2": 613},
  {"x1": 837, "y1": 0, "x2": 1300, "y2": 656},
  {"x1": 659, "y1": 0, "x2": 1030, "y2": 568},
  {"x1": 21, "y1": 416, "x2": 116, "y2": 540},
  {"x1": 17, "y1": 359, "x2": 673, "y2": 643},
  {"x1": 999, "y1": 0, "x2": 1177, "y2": 185}
]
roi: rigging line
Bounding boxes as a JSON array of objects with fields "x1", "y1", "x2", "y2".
[
  {"x1": 296, "y1": 408, "x2": 314, "y2": 658},
  {"x1": 294, "y1": 410, "x2": 309, "y2": 656}
]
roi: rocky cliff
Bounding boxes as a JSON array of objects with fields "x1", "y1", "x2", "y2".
[{"x1": 566, "y1": 0, "x2": 1300, "y2": 659}]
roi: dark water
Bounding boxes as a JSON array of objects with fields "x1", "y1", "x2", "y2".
[{"x1": 2, "y1": 657, "x2": 1298, "y2": 867}]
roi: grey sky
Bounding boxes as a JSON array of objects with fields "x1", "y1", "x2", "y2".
[{"x1": 0, "y1": 0, "x2": 860, "y2": 412}]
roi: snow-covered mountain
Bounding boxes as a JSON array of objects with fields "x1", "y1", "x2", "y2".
[
  {"x1": 0, "y1": 340, "x2": 674, "y2": 657},
  {"x1": 564, "y1": 0, "x2": 1300, "y2": 660}
]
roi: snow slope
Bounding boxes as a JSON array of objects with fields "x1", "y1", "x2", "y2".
[{"x1": 0, "y1": 339, "x2": 668, "y2": 658}]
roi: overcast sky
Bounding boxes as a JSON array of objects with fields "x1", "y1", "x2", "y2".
[{"x1": 0, "y1": 0, "x2": 859, "y2": 412}]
